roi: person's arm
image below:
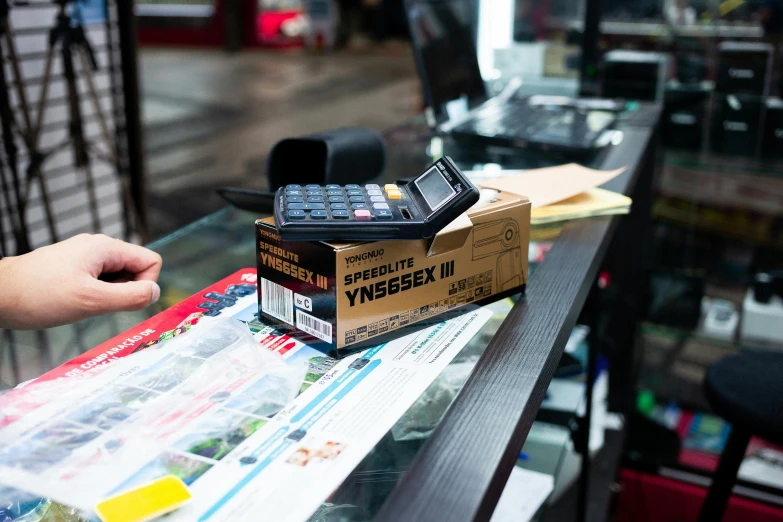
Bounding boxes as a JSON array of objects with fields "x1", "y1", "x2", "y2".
[{"x1": 0, "y1": 234, "x2": 162, "y2": 330}]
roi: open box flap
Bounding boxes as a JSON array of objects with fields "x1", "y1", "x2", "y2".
[
  {"x1": 426, "y1": 188, "x2": 530, "y2": 256},
  {"x1": 426, "y1": 212, "x2": 474, "y2": 256}
]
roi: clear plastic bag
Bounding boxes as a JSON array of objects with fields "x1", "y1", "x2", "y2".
[
  {"x1": 0, "y1": 487, "x2": 85, "y2": 522},
  {"x1": 0, "y1": 318, "x2": 307, "y2": 515},
  {"x1": 391, "y1": 356, "x2": 479, "y2": 442}
]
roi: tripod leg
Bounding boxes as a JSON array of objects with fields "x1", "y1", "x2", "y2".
[
  {"x1": 0, "y1": 155, "x2": 26, "y2": 252},
  {"x1": 32, "y1": 46, "x2": 55, "y2": 147},
  {"x1": 62, "y1": 37, "x2": 89, "y2": 168},
  {"x1": 0, "y1": 182, "x2": 6, "y2": 253},
  {"x1": 78, "y1": 48, "x2": 144, "y2": 239},
  {"x1": 3, "y1": 328, "x2": 20, "y2": 386},
  {"x1": 116, "y1": 165, "x2": 144, "y2": 240},
  {"x1": 3, "y1": 23, "x2": 31, "y2": 135},
  {"x1": 63, "y1": 41, "x2": 100, "y2": 232},
  {"x1": 81, "y1": 162, "x2": 101, "y2": 233},
  {"x1": 35, "y1": 163, "x2": 59, "y2": 242},
  {"x1": 77, "y1": 48, "x2": 116, "y2": 162},
  {"x1": 20, "y1": 143, "x2": 61, "y2": 244},
  {"x1": 0, "y1": 30, "x2": 29, "y2": 253}
]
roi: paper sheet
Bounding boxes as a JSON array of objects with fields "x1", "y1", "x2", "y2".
[
  {"x1": 489, "y1": 466, "x2": 554, "y2": 522},
  {"x1": 530, "y1": 187, "x2": 631, "y2": 225},
  {"x1": 0, "y1": 270, "x2": 494, "y2": 522},
  {"x1": 467, "y1": 164, "x2": 626, "y2": 209}
]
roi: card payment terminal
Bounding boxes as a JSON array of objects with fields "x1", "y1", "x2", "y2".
[{"x1": 274, "y1": 157, "x2": 479, "y2": 241}]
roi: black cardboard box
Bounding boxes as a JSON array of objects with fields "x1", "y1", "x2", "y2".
[
  {"x1": 763, "y1": 97, "x2": 783, "y2": 158},
  {"x1": 716, "y1": 41, "x2": 773, "y2": 96},
  {"x1": 256, "y1": 187, "x2": 531, "y2": 353},
  {"x1": 711, "y1": 94, "x2": 763, "y2": 156},
  {"x1": 602, "y1": 50, "x2": 668, "y2": 101},
  {"x1": 663, "y1": 84, "x2": 709, "y2": 150}
]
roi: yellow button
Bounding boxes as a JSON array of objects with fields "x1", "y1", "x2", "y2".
[
  {"x1": 387, "y1": 190, "x2": 402, "y2": 199},
  {"x1": 384, "y1": 184, "x2": 398, "y2": 191}
]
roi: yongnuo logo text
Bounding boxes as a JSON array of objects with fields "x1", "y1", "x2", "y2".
[{"x1": 345, "y1": 248, "x2": 384, "y2": 266}]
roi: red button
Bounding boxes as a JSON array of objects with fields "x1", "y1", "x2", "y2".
[{"x1": 355, "y1": 209, "x2": 372, "y2": 220}]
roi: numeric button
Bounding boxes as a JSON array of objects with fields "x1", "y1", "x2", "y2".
[
  {"x1": 375, "y1": 209, "x2": 393, "y2": 219},
  {"x1": 288, "y1": 209, "x2": 305, "y2": 219},
  {"x1": 332, "y1": 210, "x2": 350, "y2": 219},
  {"x1": 311, "y1": 210, "x2": 328, "y2": 219},
  {"x1": 307, "y1": 196, "x2": 324, "y2": 203},
  {"x1": 288, "y1": 203, "x2": 325, "y2": 210},
  {"x1": 330, "y1": 203, "x2": 347, "y2": 210},
  {"x1": 328, "y1": 196, "x2": 345, "y2": 203},
  {"x1": 349, "y1": 196, "x2": 365, "y2": 203},
  {"x1": 326, "y1": 184, "x2": 340, "y2": 190},
  {"x1": 286, "y1": 196, "x2": 303, "y2": 203}
]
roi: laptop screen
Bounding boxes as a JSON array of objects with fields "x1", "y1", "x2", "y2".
[{"x1": 406, "y1": 0, "x2": 486, "y2": 121}]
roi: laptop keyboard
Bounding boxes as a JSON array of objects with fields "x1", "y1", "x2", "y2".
[{"x1": 456, "y1": 102, "x2": 551, "y2": 139}]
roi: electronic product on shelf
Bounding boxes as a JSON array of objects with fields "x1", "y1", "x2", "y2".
[
  {"x1": 273, "y1": 157, "x2": 479, "y2": 241},
  {"x1": 404, "y1": 0, "x2": 618, "y2": 154},
  {"x1": 741, "y1": 273, "x2": 783, "y2": 346}
]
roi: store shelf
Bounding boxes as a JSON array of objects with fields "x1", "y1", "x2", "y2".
[
  {"x1": 652, "y1": 197, "x2": 783, "y2": 250},
  {"x1": 602, "y1": 21, "x2": 762, "y2": 38},
  {"x1": 545, "y1": 18, "x2": 763, "y2": 38},
  {"x1": 660, "y1": 156, "x2": 783, "y2": 216},
  {"x1": 665, "y1": 150, "x2": 783, "y2": 180}
]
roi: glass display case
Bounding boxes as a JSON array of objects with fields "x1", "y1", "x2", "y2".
[{"x1": 580, "y1": 0, "x2": 783, "y2": 514}]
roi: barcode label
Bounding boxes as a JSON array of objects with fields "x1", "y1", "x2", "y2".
[
  {"x1": 261, "y1": 278, "x2": 293, "y2": 325},
  {"x1": 296, "y1": 310, "x2": 332, "y2": 343}
]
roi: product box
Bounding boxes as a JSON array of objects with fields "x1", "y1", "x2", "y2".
[
  {"x1": 763, "y1": 97, "x2": 783, "y2": 158},
  {"x1": 711, "y1": 94, "x2": 763, "y2": 157},
  {"x1": 255, "y1": 187, "x2": 530, "y2": 353},
  {"x1": 663, "y1": 85, "x2": 708, "y2": 151},
  {"x1": 716, "y1": 41, "x2": 772, "y2": 97}
]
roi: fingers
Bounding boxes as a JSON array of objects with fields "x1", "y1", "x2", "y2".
[
  {"x1": 83, "y1": 279, "x2": 161, "y2": 313},
  {"x1": 91, "y1": 235, "x2": 162, "y2": 282}
]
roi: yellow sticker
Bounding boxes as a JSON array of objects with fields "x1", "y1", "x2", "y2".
[{"x1": 95, "y1": 475, "x2": 191, "y2": 522}]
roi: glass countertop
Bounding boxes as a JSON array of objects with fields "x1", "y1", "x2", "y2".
[
  {"x1": 0, "y1": 203, "x2": 569, "y2": 520},
  {"x1": 1, "y1": 118, "x2": 620, "y2": 520}
]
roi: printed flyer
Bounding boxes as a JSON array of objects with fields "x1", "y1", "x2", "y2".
[{"x1": 0, "y1": 269, "x2": 492, "y2": 522}]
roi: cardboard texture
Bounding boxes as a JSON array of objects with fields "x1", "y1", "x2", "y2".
[
  {"x1": 470, "y1": 163, "x2": 626, "y2": 208},
  {"x1": 256, "y1": 186, "x2": 531, "y2": 352}
]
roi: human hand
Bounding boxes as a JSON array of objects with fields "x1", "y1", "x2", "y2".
[{"x1": 0, "y1": 234, "x2": 162, "y2": 330}]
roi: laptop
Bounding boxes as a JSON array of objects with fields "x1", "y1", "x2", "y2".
[{"x1": 405, "y1": 0, "x2": 619, "y2": 154}]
